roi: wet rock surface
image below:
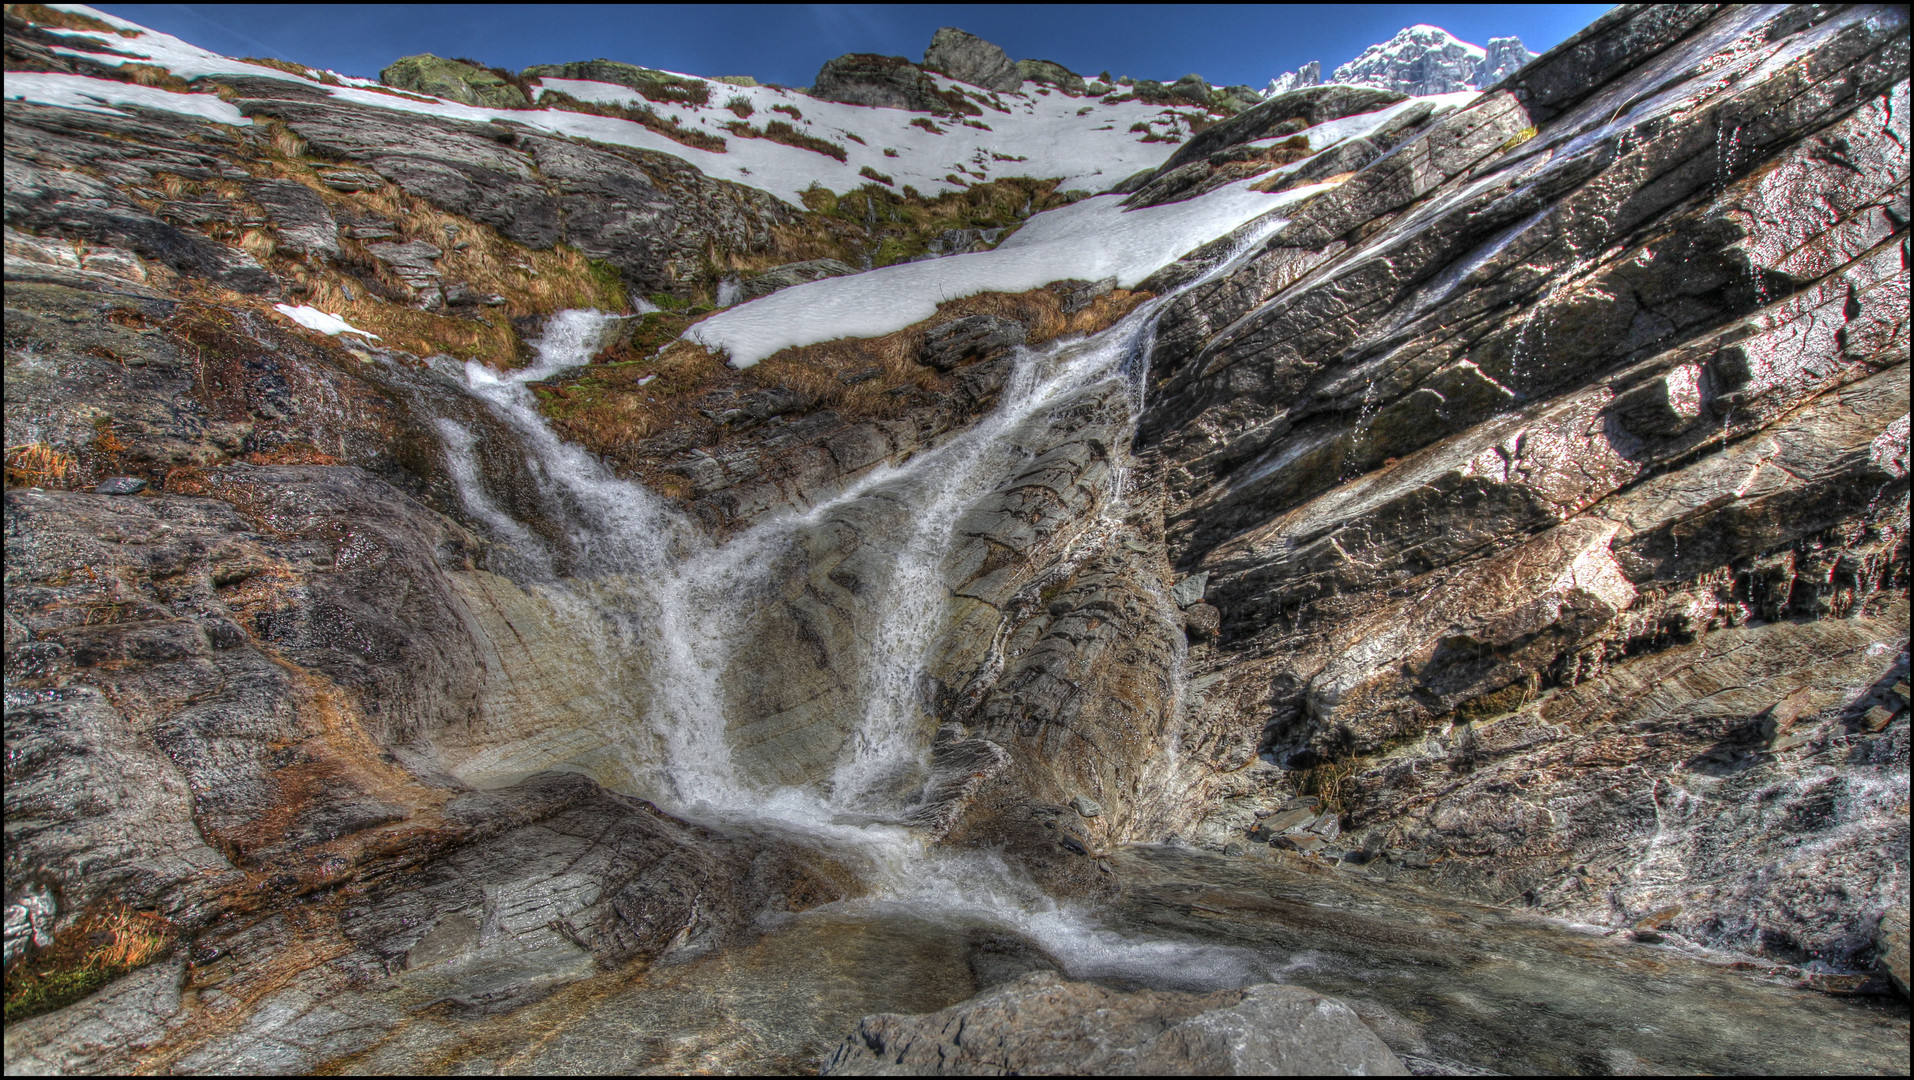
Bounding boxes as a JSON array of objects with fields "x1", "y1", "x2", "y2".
[
  {"x1": 821, "y1": 969, "x2": 1407, "y2": 1076},
  {"x1": 2, "y1": 2, "x2": 1910, "y2": 1074}
]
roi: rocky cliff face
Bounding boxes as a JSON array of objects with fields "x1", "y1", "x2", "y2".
[
  {"x1": 3, "y1": 3, "x2": 1909, "y2": 1074},
  {"x1": 1135, "y1": 2, "x2": 1909, "y2": 971}
]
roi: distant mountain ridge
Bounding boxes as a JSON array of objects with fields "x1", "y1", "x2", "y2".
[{"x1": 1267, "y1": 24, "x2": 1535, "y2": 98}]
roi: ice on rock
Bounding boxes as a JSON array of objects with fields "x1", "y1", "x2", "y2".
[{"x1": 273, "y1": 304, "x2": 381, "y2": 339}]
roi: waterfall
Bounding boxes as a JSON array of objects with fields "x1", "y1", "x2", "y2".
[{"x1": 432, "y1": 212, "x2": 1302, "y2": 987}]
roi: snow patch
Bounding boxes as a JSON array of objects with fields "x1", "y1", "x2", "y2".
[
  {"x1": 274, "y1": 304, "x2": 381, "y2": 339},
  {"x1": 3, "y1": 71, "x2": 252, "y2": 125},
  {"x1": 691, "y1": 177, "x2": 1332, "y2": 368}
]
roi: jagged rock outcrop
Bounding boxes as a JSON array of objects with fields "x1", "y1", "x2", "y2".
[
  {"x1": 222, "y1": 92, "x2": 791, "y2": 295},
  {"x1": 1133, "y1": 2, "x2": 1909, "y2": 974},
  {"x1": 1016, "y1": 58, "x2": 1085, "y2": 94},
  {"x1": 1266, "y1": 60, "x2": 1321, "y2": 97},
  {"x1": 380, "y1": 54, "x2": 529, "y2": 109},
  {"x1": 922, "y1": 28, "x2": 1020, "y2": 93},
  {"x1": 821, "y1": 970, "x2": 1407, "y2": 1075},
  {"x1": 734, "y1": 257, "x2": 859, "y2": 302},
  {"x1": 1328, "y1": 24, "x2": 1494, "y2": 96},
  {"x1": 1474, "y1": 36, "x2": 1532, "y2": 86},
  {"x1": 812, "y1": 53, "x2": 948, "y2": 112},
  {"x1": 518, "y1": 58, "x2": 705, "y2": 103}
]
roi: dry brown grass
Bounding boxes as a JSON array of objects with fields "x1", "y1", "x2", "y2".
[
  {"x1": 4, "y1": 443, "x2": 78, "y2": 488},
  {"x1": 2, "y1": 901, "x2": 174, "y2": 1022},
  {"x1": 123, "y1": 62, "x2": 194, "y2": 92},
  {"x1": 223, "y1": 148, "x2": 626, "y2": 365},
  {"x1": 536, "y1": 89, "x2": 727, "y2": 153},
  {"x1": 239, "y1": 56, "x2": 340, "y2": 85},
  {"x1": 238, "y1": 228, "x2": 277, "y2": 261},
  {"x1": 6, "y1": 3, "x2": 137, "y2": 35},
  {"x1": 537, "y1": 284, "x2": 1151, "y2": 481},
  {"x1": 265, "y1": 119, "x2": 309, "y2": 159}
]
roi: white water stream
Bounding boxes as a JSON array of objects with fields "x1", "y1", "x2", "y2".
[{"x1": 431, "y1": 215, "x2": 1319, "y2": 987}]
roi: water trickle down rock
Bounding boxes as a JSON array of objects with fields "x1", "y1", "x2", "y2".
[{"x1": 2, "y1": 3, "x2": 1910, "y2": 1073}]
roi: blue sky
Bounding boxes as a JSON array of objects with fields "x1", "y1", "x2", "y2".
[{"x1": 92, "y1": 5, "x2": 1613, "y2": 88}]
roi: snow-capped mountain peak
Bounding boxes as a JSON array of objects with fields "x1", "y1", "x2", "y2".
[{"x1": 1267, "y1": 24, "x2": 1535, "y2": 100}]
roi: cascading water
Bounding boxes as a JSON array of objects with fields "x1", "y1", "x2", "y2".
[
  {"x1": 431, "y1": 214, "x2": 1303, "y2": 987},
  {"x1": 412, "y1": 211, "x2": 1909, "y2": 1077}
]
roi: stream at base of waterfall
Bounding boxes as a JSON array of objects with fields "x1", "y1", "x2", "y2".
[{"x1": 421, "y1": 226, "x2": 1910, "y2": 1073}]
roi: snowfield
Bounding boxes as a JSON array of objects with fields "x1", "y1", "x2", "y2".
[
  {"x1": 3, "y1": 69, "x2": 254, "y2": 124},
  {"x1": 18, "y1": 5, "x2": 1218, "y2": 205},
  {"x1": 13, "y1": 4, "x2": 1485, "y2": 368},
  {"x1": 691, "y1": 96, "x2": 1462, "y2": 368},
  {"x1": 689, "y1": 177, "x2": 1336, "y2": 368}
]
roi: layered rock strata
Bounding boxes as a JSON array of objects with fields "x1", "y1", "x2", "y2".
[
  {"x1": 1130, "y1": 2, "x2": 1909, "y2": 974},
  {"x1": 2, "y1": 2, "x2": 1909, "y2": 1073}
]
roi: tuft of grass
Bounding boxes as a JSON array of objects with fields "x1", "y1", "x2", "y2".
[
  {"x1": 798, "y1": 183, "x2": 838, "y2": 214},
  {"x1": 121, "y1": 63, "x2": 193, "y2": 92},
  {"x1": 770, "y1": 103, "x2": 802, "y2": 120},
  {"x1": 239, "y1": 56, "x2": 339, "y2": 85},
  {"x1": 759, "y1": 120, "x2": 847, "y2": 161},
  {"x1": 882, "y1": 147, "x2": 899, "y2": 157},
  {"x1": 263, "y1": 119, "x2": 308, "y2": 159},
  {"x1": 858, "y1": 165, "x2": 895, "y2": 186},
  {"x1": 537, "y1": 89, "x2": 726, "y2": 152},
  {"x1": 4, "y1": 443, "x2": 78, "y2": 488},
  {"x1": 911, "y1": 117, "x2": 945, "y2": 134},
  {"x1": 2, "y1": 903, "x2": 174, "y2": 1023},
  {"x1": 724, "y1": 94, "x2": 754, "y2": 118},
  {"x1": 1500, "y1": 125, "x2": 1539, "y2": 152}
]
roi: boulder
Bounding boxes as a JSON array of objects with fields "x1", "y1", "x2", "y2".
[
  {"x1": 1172, "y1": 73, "x2": 1212, "y2": 105},
  {"x1": 920, "y1": 314, "x2": 1027, "y2": 370},
  {"x1": 736, "y1": 258, "x2": 859, "y2": 303},
  {"x1": 820, "y1": 970, "x2": 1407, "y2": 1075},
  {"x1": 1017, "y1": 59, "x2": 1085, "y2": 94},
  {"x1": 1047, "y1": 275, "x2": 1115, "y2": 313},
  {"x1": 247, "y1": 178, "x2": 339, "y2": 259},
  {"x1": 91, "y1": 476, "x2": 146, "y2": 495},
  {"x1": 923, "y1": 27, "x2": 1020, "y2": 93},
  {"x1": 1881, "y1": 907, "x2": 1910, "y2": 998},
  {"x1": 379, "y1": 54, "x2": 529, "y2": 109},
  {"x1": 813, "y1": 53, "x2": 947, "y2": 112}
]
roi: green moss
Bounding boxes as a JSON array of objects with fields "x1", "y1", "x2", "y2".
[
  {"x1": 1499, "y1": 126, "x2": 1539, "y2": 152},
  {"x1": 4, "y1": 965, "x2": 113, "y2": 1022},
  {"x1": 872, "y1": 236, "x2": 928, "y2": 267},
  {"x1": 585, "y1": 258, "x2": 628, "y2": 311}
]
